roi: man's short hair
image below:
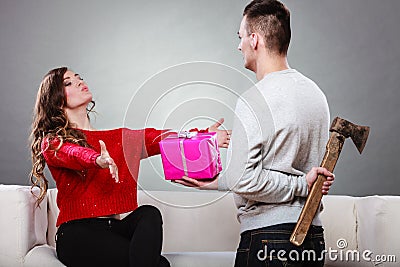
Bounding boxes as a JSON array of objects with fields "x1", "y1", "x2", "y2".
[{"x1": 243, "y1": 0, "x2": 291, "y2": 55}]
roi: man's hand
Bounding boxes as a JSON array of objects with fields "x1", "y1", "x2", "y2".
[
  {"x1": 209, "y1": 118, "x2": 232, "y2": 148},
  {"x1": 173, "y1": 175, "x2": 219, "y2": 190},
  {"x1": 96, "y1": 140, "x2": 119, "y2": 183},
  {"x1": 305, "y1": 167, "x2": 334, "y2": 195}
]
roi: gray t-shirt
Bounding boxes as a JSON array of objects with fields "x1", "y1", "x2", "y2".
[{"x1": 219, "y1": 68, "x2": 330, "y2": 233}]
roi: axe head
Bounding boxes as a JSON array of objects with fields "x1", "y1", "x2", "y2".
[{"x1": 330, "y1": 117, "x2": 370, "y2": 154}]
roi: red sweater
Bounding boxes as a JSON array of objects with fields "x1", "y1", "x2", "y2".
[{"x1": 42, "y1": 127, "x2": 206, "y2": 226}]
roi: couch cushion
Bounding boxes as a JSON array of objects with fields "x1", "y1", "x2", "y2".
[
  {"x1": 355, "y1": 196, "x2": 400, "y2": 267},
  {"x1": 320, "y1": 195, "x2": 359, "y2": 266},
  {"x1": 47, "y1": 189, "x2": 59, "y2": 248},
  {"x1": 138, "y1": 190, "x2": 241, "y2": 253},
  {"x1": 24, "y1": 244, "x2": 65, "y2": 267},
  {"x1": 164, "y1": 252, "x2": 235, "y2": 267}
]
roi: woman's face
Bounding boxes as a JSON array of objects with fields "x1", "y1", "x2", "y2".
[{"x1": 63, "y1": 70, "x2": 92, "y2": 110}]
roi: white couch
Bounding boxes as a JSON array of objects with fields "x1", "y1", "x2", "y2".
[{"x1": 0, "y1": 184, "x2": 399, "y2": 267}]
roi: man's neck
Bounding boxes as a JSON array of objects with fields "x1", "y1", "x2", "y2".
[
  {"x1": 65, "y1": 107, "x2": 92, "y2": 130},
  {"x1": 255, "y1": 53, "x2": 290, "y2": 81}
]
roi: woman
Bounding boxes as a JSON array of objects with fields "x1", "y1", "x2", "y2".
[{"x1": 30, "y1": 67, "x2": 230, "y2": 267}]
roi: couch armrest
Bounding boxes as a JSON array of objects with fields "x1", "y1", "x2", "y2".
[{"x1": 0, "y1": 185, "x2": 48, "y2": 267}]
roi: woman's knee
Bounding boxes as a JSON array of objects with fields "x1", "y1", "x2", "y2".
[{"x1": 137, "y1": 205, "x2": 163, "y2": 225}]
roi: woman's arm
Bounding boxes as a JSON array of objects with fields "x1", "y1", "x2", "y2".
[
  {"x1": 142, "y1": 128, "x2": 173, "y2": 158},
  {"x1": 42, "y1": 137, "x2": 100, "y2": 171}
]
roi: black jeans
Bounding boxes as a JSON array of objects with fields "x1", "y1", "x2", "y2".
[
  {"x1": 56, "y1": 205, "x2": 170, "y2": 267},
  {"x1": 234, "y1": 223, "x2": 325, "y2": 267}
]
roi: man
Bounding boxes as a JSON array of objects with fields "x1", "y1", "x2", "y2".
[{"x1": 176, "y1": 0, "x2": 334, "y2": 266}]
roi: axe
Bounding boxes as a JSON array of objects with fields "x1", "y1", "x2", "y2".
[{"x1": 290, "y1": 117, "x2": 370, "y2": 246}]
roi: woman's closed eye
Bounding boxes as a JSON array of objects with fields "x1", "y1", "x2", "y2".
[{"x1": 64, "y1": 77, "x2": 83, "y2": 87}]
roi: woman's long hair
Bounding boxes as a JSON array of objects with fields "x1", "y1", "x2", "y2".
[{"x1": 30, "y1": 67, "x2": 95, "y2": 205}]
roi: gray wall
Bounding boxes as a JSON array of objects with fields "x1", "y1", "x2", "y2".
[{"x1": 0, "y1": 0, "x2": 399, "y2": 196}]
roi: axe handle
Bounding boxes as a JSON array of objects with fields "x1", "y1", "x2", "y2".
[{"x1": 290, "y1": 132, "x2": 344, "y2": 246}]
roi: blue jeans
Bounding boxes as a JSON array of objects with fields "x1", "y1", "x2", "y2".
[{"x1": 234, "y1": 223, "x2": 325, "y2": 267}]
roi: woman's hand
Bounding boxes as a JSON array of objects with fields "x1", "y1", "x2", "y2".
[
  {"x1": 173, "y1": 175, "x2": 219, "y2": 190},
  {"x1": 96, "y1": 140, "x2": 119, "y2": 183},
  {"x1": 209, "y1": 118, "x2": 232, "y2": 148}
]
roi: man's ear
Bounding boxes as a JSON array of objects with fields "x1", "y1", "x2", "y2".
[{"x1": 250, "y1": 33, "x2": 258, "y2": 49}]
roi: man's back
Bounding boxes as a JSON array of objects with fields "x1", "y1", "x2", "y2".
[
  {"x1": 220, "y1": 69, "x2": 330, "y2": 233},
  {"x1": 257, "y1": 68, "x2": 330, "y2": 175}
]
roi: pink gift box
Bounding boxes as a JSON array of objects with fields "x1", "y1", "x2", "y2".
[{"x1": 159, "y1": 132, "x2": 222, "y2": 180}]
